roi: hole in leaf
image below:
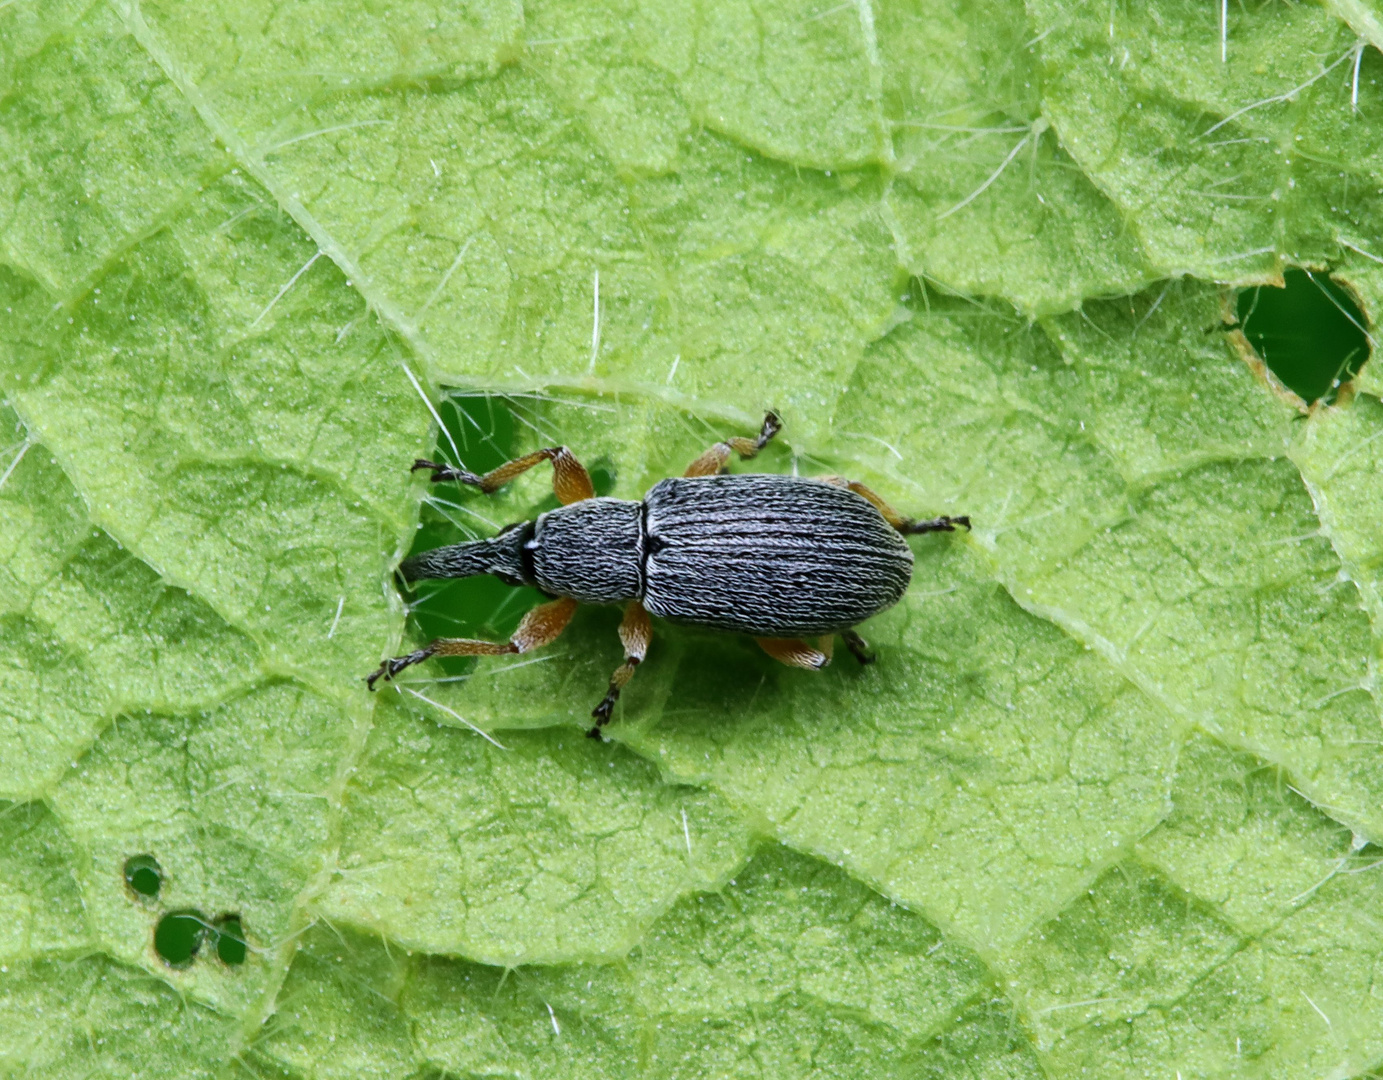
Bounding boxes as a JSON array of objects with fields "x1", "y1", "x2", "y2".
[
  {"x1": 435, "y1": 392, "x2": 516, "y2": 477},
  {"x1": 154, "y1": 910, "x2": 207, "y2": 968},
  {"x1": 405, "y1": 395, "x2": 538, "y2": 676},
  {"x1": 123, "y1": 854, "x2": 163, "y2": 898},
  {"x1": 213, "y1": 914, "x2": 248, "y2": 966},
  {"x1": 1236, "y1": 268, "x2": 1371, "y2": 404},
  {"x1": 589, "y1": 463, "x2": 616, "y2": 497},
  {"x1": 400, "y1": 393, "x2": 624, "y2": 682},
  {"x1": 410, "y1": 396, "x2": 527, "y2": 635}
]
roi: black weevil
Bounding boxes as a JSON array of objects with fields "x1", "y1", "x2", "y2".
[{"x1": 368, "y1": 413, "x2": 970, "y2": 738}]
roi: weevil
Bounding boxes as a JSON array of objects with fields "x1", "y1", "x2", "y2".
[{"x1": 368, "y1": 413, "x2": 970, "y2": 738}]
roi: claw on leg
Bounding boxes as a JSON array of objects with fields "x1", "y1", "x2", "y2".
[
  {"x1": 816, "y1": 476, "x2": 970, "y2": 537},
  {"x1": 899, "y1": 514, "x2": 971, "y2": 534},
  {"x1": 365, "y1": 597, "x2": 578, "y2": 691},
  {"x1": 366, "y1": 648, "x2": 437, "y2": 689},
  {"x1": 412, "y1": 447, "x2": 594, "y2": 504},
  {"x1": 842, "y1": 629, "x2": 875, "y2": 665},
  {"x1": 684, "y1": 411, "x2": 782, "y2": 477},
  {"x1": 412, "y1": 458, "x2": 483, "y2": 485},
  {"x1": 588, "y1": 601, "x2": 652, "y2": 740},
  {"x1": 587, "y1": 694, "x2": 618, "y2": 739}
]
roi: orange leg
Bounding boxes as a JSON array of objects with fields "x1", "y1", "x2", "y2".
[
  {"x1": 684, "y1": 412, "x2": 782, "y2": 477},
  {"x1": 816, "y1": 476, "x2": 970, "y2": 535},
  {"x1": 414, "y1": 446, "x2": 594, "y2": 505},
  {"x1": 756, "y1": 636, "x2": 832, "y2": 670},
  {"x1": 588, "y1": 601, "x2": 653, "y2": 739},
  {"x1": 367, "y1": 597, "x2": 578, "y2": 689}
]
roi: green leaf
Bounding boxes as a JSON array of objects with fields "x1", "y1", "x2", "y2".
[
  {"x1": 3, "y1": 0, "x2": 1382, "y2": 1078},
  {"x1": 319, "y1": 698, "x2": 754, "y2": 965},
  {"x1": 0, "y1": 404, "x2": 261, "y2": 799},
  {"x1": 252, "y1": 847, "x2": 1025, "y2": 1080},
  {"x1": 879, "y1": 0, "x2": 1159, "y2": 312},
  {"x1": 0, "y1": 952, "x2": 238, "y2": 1078},
  {"x1": 1026, "y1": 0, "x2": 1383, "y2": 307},
  {"x1": 1330, "y1": 0, "x2": 1383, "y2": 51},
  {"x1": 1004, "y1": 735, "x2": 1383, "y2": 1077}
]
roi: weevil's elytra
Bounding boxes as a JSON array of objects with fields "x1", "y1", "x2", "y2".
[
  {"x1": 641, "y1": 475, "x2": 914, "y2": 636},
  {"x1": 368, "y1": 412, "x2": 971, "y2": 739}
]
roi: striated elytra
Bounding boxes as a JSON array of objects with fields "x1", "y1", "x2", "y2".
[{"x1": 369, "y1": 412, "x2": 970, "y2": 739}]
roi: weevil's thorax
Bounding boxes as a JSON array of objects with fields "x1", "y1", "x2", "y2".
[{"x1": 528, "y1": 497, "x2": 644, "y2": 604}]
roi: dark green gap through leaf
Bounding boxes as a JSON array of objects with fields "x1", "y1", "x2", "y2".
[
  {"x1": 154, "y1": 910, "x2": 206, "y2": 967},
  {"x1": 154, "y1": 909, "x2": 249, "y2": 967},
  {"x1": 1237, "y1": 269, "x2": 1371, "y2": 403},
  {"x1": 402, "y1": 394, "x2": 613, "y2": 679},
  {"x1": 123, "y1": 853, "x2": 162, "y2": 898},
  {"x1": 214, "y1": 914, "x2": 248, "y2": 965}
]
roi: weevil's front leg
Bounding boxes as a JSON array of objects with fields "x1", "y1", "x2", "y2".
[
  {"x1": 684, "y1": 411, "x2": 782, "y2": 477},
  {"x1": 816, "y1": 476, "x2": 970, "y2": 535},
  {"x1": 588, "y1": 601, "x2": 652, "y2": 739},
  {"x1": 414, "y1": 446, "x2": 595, "y2": 505},
  {"x1": 756, "y1": 636, "x2": 832, "y2": 670},
  {"x1": 367, "y1": 597, "x2": 578, "y2": 689}
]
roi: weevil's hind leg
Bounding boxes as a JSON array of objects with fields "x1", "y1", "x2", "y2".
[
  {"x1": 414, "y1": 446, "x2": 595, "y2": 505},
  {"x1": 787, "y1": 631, "x2": 871, "y2": 667},
  {"x1": 899, "y1": 514, "x2": 971, "y2": 535},
  {"x1": 841, "y1": 629, "x2": 874, "y2": 665},
  {"x1": 367, "y1": 597, "x2": 578, "y2": 689},
  {"x1": 816, "y1": 476, "x2": 971, "y2": 535},
  {"x1": 756, "y1": 636, "x2": 832, "y2": 669},
  {"x1": 588, "y1": 601, "x2": 652, "y2": 740},
  {"x1": 684, "y1": 411, "x2": 782, "y2": 477}
]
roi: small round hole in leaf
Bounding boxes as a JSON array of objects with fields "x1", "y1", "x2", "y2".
[
  {"x1": 154, "y1": 910, "x2": 207, "y2": 968},
  {"x1": 1237, "y1": 268, "x2": 1371, "y2": 404},
  {"x1": 123, "y1": 854, "x2": 163, "y2": 898},
  {"x1": 213, "y1": 914, "x2": 248, "y2": 966},
  {"x1": 587, "y1": 461, "x2": 617, "y2": 498}
]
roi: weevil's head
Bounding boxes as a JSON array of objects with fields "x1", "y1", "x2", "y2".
[{"x1": 398, "y1": 522, "x2": 534, "y2": 588}]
